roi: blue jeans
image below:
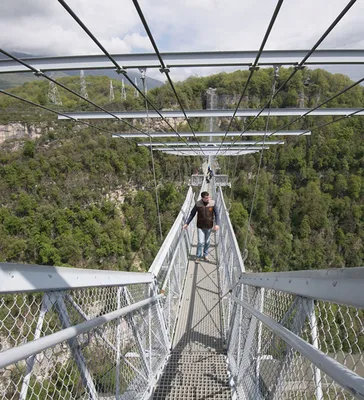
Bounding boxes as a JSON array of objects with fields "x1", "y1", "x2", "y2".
[{"x1": 197, "y1": 228, "x2": 212, "y2": 257}]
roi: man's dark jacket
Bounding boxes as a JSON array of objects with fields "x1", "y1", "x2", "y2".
[{"x1": 186, "y1": 199, "x2": 220, "y2": 229}]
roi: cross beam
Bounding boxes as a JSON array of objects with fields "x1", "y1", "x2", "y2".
[
  {"x1": 58, "y1": 108, "x2": 364, "y2": 120},
  {"x1": 161, "y1": 150, "x2": 260, "y2": 156},
  {"x1": 1, "y1": 50, "x2": 364, "y2": 74},
  {"x1": 137, "y1": 141, "x2": 284, "y2": 146},
  {"x1": 112, "y1": 131, "x2": 310, "y2": 138},
  {"x1": 155, "y1": 146, "x2": 269, "y2": 151}
]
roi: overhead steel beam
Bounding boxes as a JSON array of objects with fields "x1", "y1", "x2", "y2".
[
  {"x1": 155, "y1": 146, "x2": 269, "y2": 151},
  {"x1": 1, "y1": 50, "x2": 364, "y2": 74},
  {"x1": 137, "y1": 141, "x2": 284, "y2": 146},
  {"x1": 113, "y1": 131, "x2": 310, "y2": 138},
  {"x1": 58, "y1": 108, "x2": 364, "y2": 120},
  {"x1": 161, "y1": 150, "x2": 260, "y2": 156}
]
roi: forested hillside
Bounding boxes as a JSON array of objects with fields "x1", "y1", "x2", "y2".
[
  {"x1": 0, "y1": 123, "x2": 200, "y2": 270},
  {"x1": 0, "y1": 67, "x2": 363, "y2": 272}
]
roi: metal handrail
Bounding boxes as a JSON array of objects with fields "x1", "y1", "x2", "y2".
[
  {"x1": 160, "y1": 231, "x2": 187, "y2": 293},
  {"x1": 149, "y1": 186, "x2": 194, "y2": 278},
  {"x1": 239, "y1": 268, "x2": 364, "y2": 309},
  {"x1": 0, "y1": 294, "x2": 163, "y2": 369},
  {"x1": 217, "y1": 186, "x2": 245, "y2": 274},
  {"x1": 230, "y1": 294, "x2": 364, "y2": 400},
  {"x1": 0, "y1": 263, "x2": 153, "y2": 293}
]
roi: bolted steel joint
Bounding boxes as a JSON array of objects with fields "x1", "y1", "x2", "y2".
[
  {"x1": 115, "y1": 67, "x2": 127, "y2": 75},
  {"x1": 249, "y1": 65, "x2": 260, "y2": 71},
  {"x1": 159, "y1": 67, "x2": 170, "y2": 74},
  {"x1": 33, "y1": 70, "x2": 43, "y2": 77},
  {"x1": 294, "y1": 65, "x2": 306, "y2": 71}
]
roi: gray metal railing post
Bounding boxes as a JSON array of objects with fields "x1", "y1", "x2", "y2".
[
  {"x1": 271, "y1": 297, "x2": 312, "y2": 400},
  {"x1": 305, "y1": 299, "x2": 323, "y2": 400},
  {"x1": 148, "y1": 284, "x2": 153, "y2": 376},
  {"x1": 238, "y1": 289, "x2": 260, "y2": 374},
  {"x1": 235, "y1": 285, "x2": 244, "y2": 371},
  {"x1": 116, "y1": 287, "x2": 122, "y2": 400},
  {"x1": 123, "y1": 288, "x2": 150, "y2": 377},
  {"x1": 55, "y1": 294, "x2": 98, "y2": 400},
  {"x1": 19, "y1": 294, "x2": 53, "y2": 400},
  {"x1": 255, "y1": 288, "x2": 265, "y2": 395}
]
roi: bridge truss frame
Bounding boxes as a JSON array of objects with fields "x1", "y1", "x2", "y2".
[
  {"x1": 215, "y1": 185, "x2": 364, "y2": 400},
  {"x1": 1, "y1": 183, "x2": 363, "y2": 399}
]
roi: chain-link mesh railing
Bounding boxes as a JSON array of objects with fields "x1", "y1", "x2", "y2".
[
  {"x1": 190, "y1": 175, "x2": 205, "y2": 187},
  {"x1": 191, "y1": 174, "x2": 229, "y2": 187},
  {"x1": 214, "y1": 188, "x2": 364, "y2": 399},
  {"x1": 149, "y1": 186, "x2": 195, "y2": 344},
  {"x1": 215, "y1": 187, "x2": 245, "y2": 343},
  {"x1": 228, "y1": 285, "x2": 364, "y2": 399},
  {"x1": 226, "y1": 281, "x2": 364, "y2": 399},
  {"x1": 2, "y1": 186, "x2": 363, "y2": 400},
  {"x1": 0, "y1": 186, "x2": 196, "y2": 400},
  {"x1": 0, "y1": 266, "x2": 168, "y2": 400},
  {"x1": 214, "y1": 175, "x2": 229, "y2": 187}
]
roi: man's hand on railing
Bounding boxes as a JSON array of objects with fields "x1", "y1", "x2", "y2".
[
  {"x1": 182, "y1": 224, "x2": 188, "y2": 230},
  {"x1": 213, "y1": 225, "x2": 219, "y2": 231}
]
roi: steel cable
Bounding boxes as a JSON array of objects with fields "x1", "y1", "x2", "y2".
[
  {"x1": 0, "y1": 48, "x2": 141, "y2": 133},
  {"x1": 228, "y1": 68, "x2": 278, "y2": 253},
  {"x1": 58, "y1": 0, "x2": 199, "y2": 155},
  {"x1": 0, "y1": 89, "x2": 116, "y2": 135},
  {"x1": 264, "y1": 76, "x2": 364, "y2": 140},
  {"x1": 1, "y1": 49, "x2": 188, "y2": 154},
  {"x1": 141, "y1": 74, "x2": 163, "y2": 242},
  {"x1": 221, "y1": 0, "x2": 357, "y2": 155},
  {"x1": 131, "y1": 0, "x2": 206, "y2": 156},
  {"x1": 216, "y1": 0, "x2": 284, "y2": 155}
]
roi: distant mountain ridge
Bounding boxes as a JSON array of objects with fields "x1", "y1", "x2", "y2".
[{"x1": 0, "y1": 51, "x2": 164, "y2": 90}]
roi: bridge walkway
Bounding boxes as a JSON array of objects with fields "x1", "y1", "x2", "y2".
[
  {"x1": 153, "y1": 174, "x2": 231, "y2": 400},
  {"x1": 153, "y1": 206, "x2": 231, "y2": 399}
]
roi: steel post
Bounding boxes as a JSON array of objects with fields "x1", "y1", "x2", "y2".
[
  {"x1": 55, "y1": 294, "x2": 98, "y2": 400},
  {"x1": 19, "y1": 294, "x2": 53, "y2": 400},
  {"x1": 305, "y1": 299, "x2": 323, "y2": 400},
  {"x1": 123, "y1": 288, "x2": 150, "y2": 377},
  {"x1": 255, "y1": 288, "x2": 265, "y2": 395},
  {"x1": 116, "y1": 287, "x2": 122, "y2": 400}
]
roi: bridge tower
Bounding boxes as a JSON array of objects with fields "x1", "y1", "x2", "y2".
[
  {"x1": 134, "y1": 76, "x2": 139, "y2": 98},
  {"x1": 47, "y1": 73, "x2": 62, "y2": 105},
  {"x1": 80, "y1": 70, "x2": 88, "y2": 99},
  {"x1": 121, "y1": 78, "x2": 126, "y2": 100},
  {"x1": 109, "y1": 80, "x2": 115, "y2": 102}
]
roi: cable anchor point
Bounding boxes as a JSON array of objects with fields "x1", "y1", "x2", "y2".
[
  {"x1": 273, "y1": 64, "x2": 281, "y2": 78},
  {"x1": 159, "y1": 67, "x2": 170, "y2": 74},
  {"x1": 115, "y1": 67, "x2": 127, "y2": 75},
  {"x1": 33, "y1": 70, "x2": 44, "y2": 77}
]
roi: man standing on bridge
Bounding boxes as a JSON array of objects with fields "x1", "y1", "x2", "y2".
[{"x1": 183, "y1": 191, "x2": 220, "y2": 261}]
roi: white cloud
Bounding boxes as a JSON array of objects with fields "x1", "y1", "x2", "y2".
[
  {"x1": 1, "y1": 0, "x2": 364, "y2": 81},
  {"x1": 123, "y1": 33, "x2": 153, "y2": 51}
]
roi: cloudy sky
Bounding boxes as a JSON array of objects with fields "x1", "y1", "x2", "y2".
[{"x1": 1, "y1": 0, "x2": 364, "y2": 81}]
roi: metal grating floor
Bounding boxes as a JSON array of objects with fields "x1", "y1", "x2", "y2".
[{"x1": 153, "y1": 229, "x2": 231, "y2": 399}]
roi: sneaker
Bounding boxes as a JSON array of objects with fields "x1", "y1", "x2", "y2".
[{"x1": 203, "y1": 255, "x2": 209, "y2": 261}]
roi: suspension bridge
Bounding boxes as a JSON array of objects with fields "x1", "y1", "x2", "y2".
[
  {"x1": 1, "y1": 0, "x2": 364, "y2": 398},
  {"x1": 0, "y1": 168, "x2": 363, "y2": 399}
]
